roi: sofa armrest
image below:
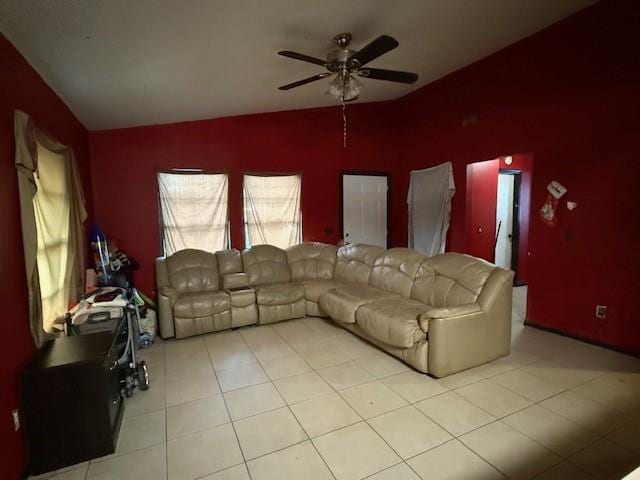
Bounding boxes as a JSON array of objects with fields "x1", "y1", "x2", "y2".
[
  {"x1": 418, "y1": 303, "x2": 482, "y2": 332},
  {"x1": 419, "y1": 303, "x2": 483, "y2": 320},
  {"x1": 424, "y1": 308, "x2": 489, "y2": 377},
  {"x1": 160, "y1": 285, "x2": 179, "y2": 300},
  {"x1": 158, "y1": 286, "x2": 178, "y2": 338},
  {"x1": 222, "y1": 273, "x2": 249, "y2": 290}
]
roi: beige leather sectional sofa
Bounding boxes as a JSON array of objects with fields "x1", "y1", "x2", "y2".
[{"x1": 156, "y1": 243, "x2": 513, "y2": 377}]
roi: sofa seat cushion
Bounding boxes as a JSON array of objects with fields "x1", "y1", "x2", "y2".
[
  {"x1": 301, "y1": 279, "x2": 344, "y2": 302},
  {"x1": 318, "y1": 284, "x2": 398, "y2": 324},
  {"x1": 255, "y1": 283, "x2": 305, "y2": 306},
  {"x1": 174, "y1": 291, "x2": 230, "y2": 318},
  {"x1": 356, "y1": 298, "x2": 428, "y2": 348}
]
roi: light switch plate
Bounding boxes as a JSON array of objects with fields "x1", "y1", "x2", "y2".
[{"x1": 595, "y1": 305, "x2": 607, "y2": 319}]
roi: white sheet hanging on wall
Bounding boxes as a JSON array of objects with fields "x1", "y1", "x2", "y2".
[{"x1": 407, "y1": 162, "x2": 456, "y2": 256}]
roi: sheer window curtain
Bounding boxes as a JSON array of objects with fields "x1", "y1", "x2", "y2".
[
  {"x1": 158, "y1": 172, "x2": 229, "y2": 255},
  {"x1": 14, "y1": 111, "x2": 88, "y2": 346},
  {"x1": 243, "y1": 174, "x2": 302, "y2": 249}
]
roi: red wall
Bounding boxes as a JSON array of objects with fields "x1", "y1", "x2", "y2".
[
  {"x1": 89, "y1": 103, "x2": 400, "y2": 296},
  {"x1": 89, "y1": 0, "x2": 640, "y2": 355},
  {"x1": 0, "y1": 34, "x2": 93, "y2": 478},
  {"x1": 465, "y1": 154, "x2": 532, "y2": 284},
  {"x1": 465, "y1": 159, "x2": 499, "y2": 261},
  {"x1": 503, "y1": 154, "x2": 533, "y2": 285},
  {"x1": 3, "y1": 0, "x2": 638, "y2": 477},
  {"x1": 391, "y1": 0, "x2": 640, "y2": 353}
]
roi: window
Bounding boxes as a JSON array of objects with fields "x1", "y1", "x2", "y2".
[
  {"x1": 33, "y1": 142, "x2": 72, "y2": 332},
  {"x1": 243, "y1": 174, "x2": 302, "y2": 249},
  {"x1": 15, "y1": 110, "x2": 88, "y2": 344},
  {"x1": 158, "y1": 172, "x2": 229, "y2": 255}
]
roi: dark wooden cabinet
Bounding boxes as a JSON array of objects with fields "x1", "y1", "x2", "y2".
[{"x1": 20, "y1": 331, "x2": 125, "y2": 475}]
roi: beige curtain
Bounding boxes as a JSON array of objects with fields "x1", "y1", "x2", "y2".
[
  {"x1": 158, "y1": 172, "x2": 229, "y2": 255},
  {"x1": 243, "y1": 174, "x2": 302, "y2": 249},
  {"x1": 14, "y1": 110, "x2": 88, "y2": 346}
]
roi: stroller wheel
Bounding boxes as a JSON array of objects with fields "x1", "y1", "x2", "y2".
[{"x1": 137, "y1": 361, "x2": 150, "y2": 390}]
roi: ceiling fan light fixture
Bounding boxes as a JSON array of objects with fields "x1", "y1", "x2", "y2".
[
  {"x1": 343, "y1": 75, "x2": 362, "y2": 101},
  {"x1": 326, "y1": 73, "x2": 361, "y2": 102},
  {"x1": 325, "y1": 75, "x2": 342, "y2": 98}
]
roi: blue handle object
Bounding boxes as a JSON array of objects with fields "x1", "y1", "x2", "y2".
[{"x1": 91, "y1": 224, "x2": 107, "y2": 243}]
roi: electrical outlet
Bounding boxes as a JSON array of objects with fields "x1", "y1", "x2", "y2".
[
  {"x1": 11, "y1": 409, "x2": 20, "y2": 431},
  {"x1": 595, "y1": 305, "x2": 607, "y2": 319}
]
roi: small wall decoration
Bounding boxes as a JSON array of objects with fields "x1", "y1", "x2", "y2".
[{"x1": 540, "y1": 180, "x2": 567, "y2": 226}]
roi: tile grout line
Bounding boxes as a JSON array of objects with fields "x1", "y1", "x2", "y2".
[
  {"x1": 438, "y1": 367, "x2": 635, "y2": 475},
  {"x1": 206, "y1": 328, "x2": 256, "y2": 480},
  {"x1": 277, "y1": 319, "x2": 464, "y2": 477},
  {"x1": 294, "y1": 319, "x2": 630, "y2": 478},
  {"x1": 452, "y1": 437, "x2": 509, "y2": 479},
  {"x1": 153, "y1": 316, "x2": 637, "y2": 480},
  {"x1": 309, "y1": 321, "x2": 468, "y2": 478},
  {"x1": 214, "y1": 325, "x2": 345, "y2": 470},
  {"x1": 39, "y1": 318, "x2": 637, "y2": 480},
  {"x1": 275, "y1": 319, "x2": 425, "y2": 479},
  {"x1": 271, "y1": 320, "x2": 341, "y2": 480},
  {"x1": 164, "y1": 337, "x2": 173, "y2": 480}
]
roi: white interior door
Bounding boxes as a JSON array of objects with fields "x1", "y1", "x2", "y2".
[
  {"x1": 495, "y1": 173, "x2": 515, "y2": 268},
  {"x1": 342, "y1": 174, "x2": 388, "y2": 247}
]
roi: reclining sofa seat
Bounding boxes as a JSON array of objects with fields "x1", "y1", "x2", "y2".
[
  {"x1": 353, "y1": 247, "x2": 429, "y2": 346},
  {"x1": 319, "y1": 247, "x2": 429, "y2": 369},
  {"x1": 156, "y1": 243, "x2": 513, "y2": 379},
  {"x1": 318, "y1": 243, "x2": 396, "y2": 323},
  {"x1": 317, "y1": 247, "x2": 513, "y2": 376},
  {"x1": 285, "y1": 242, "x2": 340, "y2": 316},
  {"x1": 411, "y1": 253, "x2": 514, "y2": 377},
  {"x1": 241, "y1": 244, "x2": 305, "y2": 324},
  {"x1": 156, "y1": 249, "x2": 231, "y2": 339}
]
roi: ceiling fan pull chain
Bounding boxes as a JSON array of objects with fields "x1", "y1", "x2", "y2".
[{"x1": 341, "y1": 94, "x2": 347, "y2": 148}]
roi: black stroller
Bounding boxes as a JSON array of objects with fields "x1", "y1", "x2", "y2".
[{"x1": 66, "y1": 287, "x2": 149, "y2": 397}]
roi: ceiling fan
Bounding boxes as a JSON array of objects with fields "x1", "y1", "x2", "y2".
[{"x1": 278, "y1": 33, "x2": 418, "y2": 102}]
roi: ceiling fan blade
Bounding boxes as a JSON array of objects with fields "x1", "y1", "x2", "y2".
[
  {"x1": 278, "y1": 73, "x2": 332, "y2": 90},
  {"x1": 278, "y1": 50, "x2": 327, "y2": 67},
  {"x1": 357, "y1": 68, "x2": 418, "y2": 84},
  {"x1": 347, "y1": 35, "x2": 399, "y2": 69}
]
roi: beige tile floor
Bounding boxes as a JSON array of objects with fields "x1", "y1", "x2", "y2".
[{"x1": 32, "y1": 287, "x2": 640, "y2": 480}]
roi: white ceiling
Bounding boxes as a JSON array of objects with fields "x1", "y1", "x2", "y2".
[{"x1": 0, "y1": 0, "x2": 595, "y2": 130}]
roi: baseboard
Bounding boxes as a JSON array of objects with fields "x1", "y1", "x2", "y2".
[{"x1": 524, "y1": 320, "x2": 639, "y2": 359}]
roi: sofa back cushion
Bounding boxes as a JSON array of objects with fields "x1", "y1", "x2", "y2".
[
  {"x1": 369, "y1": 248, "x2": 427, "y2": 297},
  {"x1": 166, "y1": 249, "x2": 220, "y2": 294},
  {"x1": 410, "y1": 253, "x2": 495, "y2": 307},
  {"x1": 334, "y1": 244, "x2": 384, "y2": 284},
  {"x1": 215, "y1": 248, "x2": 243, "y2": 275},
  {"x1": 242, "y1": 244, "x2": 290, "y2": 286},
  {"x1": 286, "y1": 242, "x2": 338, "y2": 282}
]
